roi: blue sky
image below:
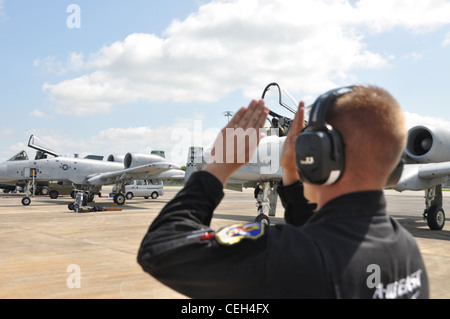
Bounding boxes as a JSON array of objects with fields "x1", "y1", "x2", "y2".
[{"x1": 1, "y1": 0, "x2": 450, "y2": 165}]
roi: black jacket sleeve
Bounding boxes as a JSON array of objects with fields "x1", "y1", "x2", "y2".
[
  {"x1": 137, "y1": 171, "x2": 270, "y2": 298},
  {"x1": 137, "y1": 171, "x2": 331, "y2": 299},
  {"x1": 277, "y1": 180, "x2": 317, "y2": 226},
  {"x1": 145, "y1": 170, "x2": 223, "y2": 237}
]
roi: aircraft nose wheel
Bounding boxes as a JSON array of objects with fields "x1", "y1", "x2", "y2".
[
  {"x1": 424, "y1": 206, "x2": 445, "y2": 230},
  {"x1": 21, "y1": 197, "x2": 31, "y2": 206},
  {"x1": 255, "y1": 214, "x2": 270, "y2": 226}
]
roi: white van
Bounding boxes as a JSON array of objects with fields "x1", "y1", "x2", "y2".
[{"x1": 113, "y1": 180, "x2": 164, "y2": 200}]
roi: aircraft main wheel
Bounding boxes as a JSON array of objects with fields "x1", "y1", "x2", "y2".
[
  {"x1": 255, "y1": 214, "x2": 270, "y2": 226},
  {"x1": 426, "y1": 206, "x2": 445, "y2": 230},
  {"x1": 21, "y1": 197, "x2": 31, "y2": 206},
  {"x1": 114, "y1": 193, "x2": 126, "y2": 206},
  {"x1": 68, "y1": 203, "x2": 75, "y2": 211}
]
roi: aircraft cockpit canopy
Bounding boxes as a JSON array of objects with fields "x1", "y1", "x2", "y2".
[
  {"x1": 28, "y1": 135, "x2": 58, "y2": 157},
  {"x1": 261, "y1": 83, "x2": 298, "y2": 136},
  {"x1": 8, "y1": 151, "x2": 29, "y2": 162}
]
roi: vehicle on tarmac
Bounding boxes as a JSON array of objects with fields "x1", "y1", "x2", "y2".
[
  {"x1": 112, "y1": 180, "x2": 164, "y2": 200},
  {"x1": 46, "y1": 181, "x2": 76, "y2": 199}
]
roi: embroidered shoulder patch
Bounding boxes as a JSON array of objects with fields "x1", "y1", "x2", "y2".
[{"x1": 215, "y1": 222, "x2": 266, "y2": 246}]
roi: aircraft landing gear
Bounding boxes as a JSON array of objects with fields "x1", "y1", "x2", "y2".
[
  {"x1": 22, "y1": 180, "x2": 35, "y2": 206},
  {"x1": 255, "y1": 213, "x2": 270, "y2": 225},
  {"x1": 112, "y1": 182, "x2": 127, "y2": 206},
  {"x1": 254, "y1": 182, "x2": 278, "y2": 226},
  {"x1": 423, "y1": 184, "x2": 446, "y2": 230},
  {"x1": 21, "y1": 197, "x2": 31, "y2": 206},
  {"x1": 113, "y1": 193, "x2": 126, "y2": 206}
]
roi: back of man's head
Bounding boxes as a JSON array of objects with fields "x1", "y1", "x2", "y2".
[{"x1": 327, "y1": 85, "x2": 407, "y2": 187}]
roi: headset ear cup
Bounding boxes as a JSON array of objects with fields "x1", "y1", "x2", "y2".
[
  {"x1": 295, "y1": 131, "x2": 320, "y2": 184},
  {"x1": 329, "y1": 129, "x2": 343, "y2": 161},
  {"x1": 327, "y1": 128, "x2": 345, "y2": 184},
  {"x1": 297, "y1": 86, "x2": 353, "y2": 185},
  {"x1": 295, "y1": 128, "x2": 345, "y2": 185}
]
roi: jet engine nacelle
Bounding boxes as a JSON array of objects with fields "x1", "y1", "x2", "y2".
[
  {"x1": 406, "y1": 125, "x2": 450, "y2": 163},
  {"x1": 124, "y1": 153, "x2": 165, "y2": 169},
  {"x1": 107, "y1": 154, "x2": 125, "y2": 163}
]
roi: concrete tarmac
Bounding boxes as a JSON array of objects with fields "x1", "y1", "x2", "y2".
[{"x1": 0, "y1": 187, "x2": 449, "y2": 299}]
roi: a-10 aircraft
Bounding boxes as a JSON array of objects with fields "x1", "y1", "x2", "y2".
[
  {"x1": 186, "y1": 83, "x2": 449, "y2": 230},
  {"x1": 0, "y1": 135, "x2": 185, "y2": 207}
]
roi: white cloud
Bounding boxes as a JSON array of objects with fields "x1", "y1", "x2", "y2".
[
  {"x1": 0, "y1": 142, "x2": 27, "y2": 163},
  {"x1": 404, "y1": 111, "x2": 450, "y2": 130},
  {"x1": 41, "y1": 0, "x2": 450, "y2": 116},
  {"x1": 0, "y1": 127, "x2": 14, "y2": 135},
  {"x1": 34, "y1": 52, "x2": 86, "y2": 75},
  {"x1": 443, "y1": 31, "x2": 450, "y2": 47},
  {"x1": 353, "y1": 0, "x2": 450, "y2": 34},
  {"x1": 29, "y1": 109, "x2": 46, "y2": 118},
  {"x1": 401, "y1": 52, "x2": 423, "y2": 61},
  {"x1": 0, "y1": 0, "x2": 5, "y2": 18}
]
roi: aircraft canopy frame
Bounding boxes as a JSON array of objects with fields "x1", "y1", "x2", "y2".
[{"x1": 28, "y1": 135, "x2": 58, "y2": 157}]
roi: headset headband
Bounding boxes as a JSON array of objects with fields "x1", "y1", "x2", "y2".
[
  {"x1": 296, "y1": 86, "x2": 354, "y2": 185},
  {"x1": 308, "y1": 86, "x2": 355, "y2": 128}
]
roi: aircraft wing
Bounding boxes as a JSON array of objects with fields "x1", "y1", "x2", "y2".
[
  {"x1": 394, "y1": 162, "x2": 450, "y2": 192},
  {"x1": 87, "y1": 162, "x2": 181, "y2": 186},
  {"x1": 147, "y1": 169, "x2": 185, "y2": 181},
  {"x1": 417, "y1": 162, "x2": 450, "y2": 179}
]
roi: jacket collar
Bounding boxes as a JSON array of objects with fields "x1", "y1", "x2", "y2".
[{"x1": 306, "y1": 191, "x2": 386, "y2": 224}]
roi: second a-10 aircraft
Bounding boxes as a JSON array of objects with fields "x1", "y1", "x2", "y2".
[{"x1": 0, "y1": 135, "x2": 184, "y2": 208}]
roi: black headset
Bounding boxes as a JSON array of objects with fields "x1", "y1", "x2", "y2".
[
  {"x1": 295, "y1": 86, "x2": 404, "y2": 186},
  {"x1": 295, "y1": 87, "x2": 353, "y2": 185}
]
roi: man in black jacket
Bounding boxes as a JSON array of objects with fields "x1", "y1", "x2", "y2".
[{"x1": 138, "y1": 88, "x2": 429, "y2": 299}]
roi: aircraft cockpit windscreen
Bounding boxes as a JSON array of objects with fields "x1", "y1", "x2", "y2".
[
  {"x1": 261, "y1": 83, "x2": 298, "y2": 136},
  {"x1": 8, "y1": 151, "x2": 29, "y2": 162},
  {"x1": 28, "y1": 135, "x2": 58, "y2": 157}
]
